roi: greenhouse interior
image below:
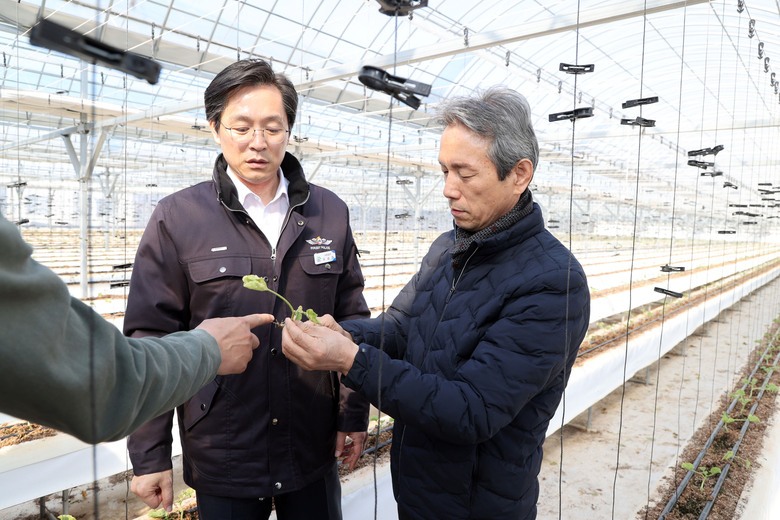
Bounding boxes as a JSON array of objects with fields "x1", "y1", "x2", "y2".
[{"x1": 1, "y1": 0, "x2": 780, "y2": 519}]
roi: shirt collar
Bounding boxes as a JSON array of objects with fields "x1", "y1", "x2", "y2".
[{"x1": 226, "y1": 165, "x2": 289, "y2": 207}]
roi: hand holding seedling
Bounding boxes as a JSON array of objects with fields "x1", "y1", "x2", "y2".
[
  {"x1": 243, "y1": 274, "x2": 321, "y2": 325},
  {"x1": 281, "y1": 318, "x2": 359, "y2": 376},
  {"x1": 196, "y1": 313, "x2": 273, "y2": 375}
]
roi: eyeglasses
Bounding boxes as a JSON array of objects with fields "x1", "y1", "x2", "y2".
[{"x1": 220, "y1": 122, "x2": 289, "y2": 144}]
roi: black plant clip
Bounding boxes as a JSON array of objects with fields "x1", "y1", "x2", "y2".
[
  {"x1": 717, "y1": 230, "x2": 737, "y2": 234},
  {"x1": 660, "y1": 264, "x2": 685, "y2": 273},
  {"x1": 375, "y1": 0, "x2": 428, "y2": 16},
  {"x1": 654, "y1": 287, "x2": 683, "y2": 298},
  {"x1": 29, "y1": 18, "x2": 161, "y2": 84},
  {"x1": 622, "y1": 96, "x2": 658, "y2": 109},
  {"x1": 559, "y1": 63, "x2": 594, "y2": 74},
  {"x1": 548, "y1": 107, "x2": 594, "y2": 122},
  {"x1": 688, "y1": 160, "x2": 714, "y2": 169},
  {"x1": 723, "y1": 182, "x2": 738, "y2": 189},
  {"x1": 620, "y1": 117, "x2": 655, "y2": 127},
  {"x1": 358, "y1": 65, "x2": 431, "y2": 109},
  {"x1": 700, "y1": 171, "x2": 723, "y2": 177},
  {"x1": 688, "y1": 145, "x2": 724, "y2": 156}
]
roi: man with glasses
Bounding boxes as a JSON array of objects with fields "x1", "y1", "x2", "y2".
[{"x1": 124, "y1": 59, "x2": 370, "y2": 520}]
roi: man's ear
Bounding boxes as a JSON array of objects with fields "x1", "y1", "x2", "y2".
[
  {"x1": 209, "y1": 120, "x2": 221, "y2": 145},
  {"x1": 510, "y1": 158, "x2": 534, "y2": 196}
]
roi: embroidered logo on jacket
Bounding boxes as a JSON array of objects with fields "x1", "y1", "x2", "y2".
[{"x1": 306, "y1": 236, "x2": 332, "y2": 246}]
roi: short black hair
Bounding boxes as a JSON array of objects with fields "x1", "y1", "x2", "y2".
[{"x1": 204, "y1": 59, "x2": 298, "y2": 131}]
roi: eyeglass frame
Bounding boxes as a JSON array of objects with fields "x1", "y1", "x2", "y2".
[{"x1": 219, "y1": 121, "x2": 290, "y2": 144}]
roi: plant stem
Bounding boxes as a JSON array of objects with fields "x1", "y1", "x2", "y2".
[{"x1": 265, "y1": 287, "x2": 295, "y2": 315}]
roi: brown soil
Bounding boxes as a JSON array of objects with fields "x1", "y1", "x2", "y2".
[
  {"x1": 0, "y1": 422, "x2": 57, "y2": 448},
  {"x1": 639, "y1": 318, "x2": 780, "y2": 519}
]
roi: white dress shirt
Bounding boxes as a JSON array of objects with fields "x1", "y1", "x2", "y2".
[{"x1": 226, "y1": 166, "x2": 290, "y2": 250}]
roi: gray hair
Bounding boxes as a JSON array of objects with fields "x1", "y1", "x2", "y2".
[{"x1": 435, "y1": 86, "x2": 539, "y2": 180}]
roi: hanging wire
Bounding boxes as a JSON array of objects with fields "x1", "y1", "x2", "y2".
[
  {"x1": 708, "y1": 0, "x2": 735, "y2": 413},
  {"x1": 557, "y1": 1, "x2": 583, "y2": 518},
  {"x1": 642, "y1": 0, "x2": 691, "y2": 509},
  {"x1": 87, "y1": 2, "x2": 106, "y2": 516},
  {"x1": 697, "y1": 3, "x2": 720, "y2": 434},
  {"x1": 671, "y1": 0, "x2": 694, "y2": 496},
  {"x1": 611, "y1": 1, "x2": 651, "y2": 518},
  {"x1": 122, "y1": 2, "x2": 133, "y2": 518},
  {"x1": 684, "y1": 2, "x2": 712, "y2": 441},
  {"x1": 370, "y1": 8, "x2": 402, "y2": 520}
]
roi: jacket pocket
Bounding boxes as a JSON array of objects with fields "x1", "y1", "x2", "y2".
[
  {"x1": 298, "y1": 252, "x2": 344, "y2": 276},
  {"x1": 294, "y1": 254, "x2": 345, "y2": 315},
  {"x1": 181, "y1": 380, "x2": 219, "y2": 430},
  {"x1": 188, "y1": 256, "x2": 252, "y2": 283}
]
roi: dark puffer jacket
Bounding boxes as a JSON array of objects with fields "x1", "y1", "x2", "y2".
[
  {"x1": 125, "y1": 152, "x2": 369, "y2": 498},
  {"x1": 341, "y1": 201, "x2": 590, "y2": 520}
]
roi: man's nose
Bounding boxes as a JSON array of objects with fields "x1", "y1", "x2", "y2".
[
  {"x1": 249, "y1": 129, "x2": 268, "y2": 147},
  {"x1": 443, "y1": 177, "x2": 459, "y2": 199}
]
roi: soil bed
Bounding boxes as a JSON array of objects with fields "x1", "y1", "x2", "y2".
[
  {"x1": 639, "y1": 318, "x2": 780, "y2": 519},
  {"x1": 0, "y1": 422, "x2": 57, "y2": 448}
]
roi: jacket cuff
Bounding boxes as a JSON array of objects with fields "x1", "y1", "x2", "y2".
[
  {"x1": 342, "y1": 342, "x2": 372, "y2": 395},
  {"x1": 127, "y1": 443, "x2": 174, "y2": 476},
  {"x1": 341, "y1": 320, "x2": 365, "y2": 346}
]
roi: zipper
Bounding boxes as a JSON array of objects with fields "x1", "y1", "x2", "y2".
[
  {"x1": 220, "y1": 189, "x2": 310, "y2": 271},
  {"x1": 272, "y1": 190, "x2": 310, "y2": 270},
  {"x1": 450, "y1": 246, "x2": 480, "y2": 295},
  {"x1": 421, "y1": 245, "x2": 480, "y2": 361},
  {"x1": 398, "y1": 247, "x2": 480, "y2": 501}
]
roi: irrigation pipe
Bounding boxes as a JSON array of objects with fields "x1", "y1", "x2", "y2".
[
  {"x1": 658, "y1": 324, "x2": 780, "y2": 518},
  {"x1": 697, "y1": 345, "x2": 780, "y2": 519}
]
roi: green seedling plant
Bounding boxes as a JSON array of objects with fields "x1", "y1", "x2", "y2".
[
  {"x1": 721, "y1": 410, "x2": 760, "y2": 431},
  {"x1": 243, "y1": 274, "x2": 321, "y2": 325},
  {"x1": 681, "y1": 462, "x2": 722, "y2": 491},
  {"x1": 58, "y1": 516, "x2": 76, "y2": 520},
  {"x1": 741, "y1": 377, "x2": 760, "y2": 398},
  {"x1": 723, "y1": 450, "x2": 750, "y2": 469},
  {"x1": 721, "y1": 411, "x2": 736, "y2": 430},
  {"x1": 730, "y1": 389, "x2": 752, "y2": 415},
  {"x1": 147, "y1": 488, "x2": 195, "y2": 519}
]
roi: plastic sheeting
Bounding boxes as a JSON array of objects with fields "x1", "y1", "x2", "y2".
[{"x1": 547, "y1": 265, "x2": 780, "y2": 437}]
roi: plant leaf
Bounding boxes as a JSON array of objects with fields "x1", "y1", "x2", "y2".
[
  {"x1": 305, "y1": 308, "x2": 322, "y2": 324},
  {"x1": 243, "y1": 274, "x2": 268, "y2": 292}
]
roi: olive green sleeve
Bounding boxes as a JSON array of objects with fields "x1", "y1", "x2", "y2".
[{"x1": 0, "y1": 215, "x2": 221, "y2": 443}]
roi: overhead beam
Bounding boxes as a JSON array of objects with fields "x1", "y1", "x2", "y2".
[{"x1": 299, "y1": 0, "x2": 709, "y2": 89}]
